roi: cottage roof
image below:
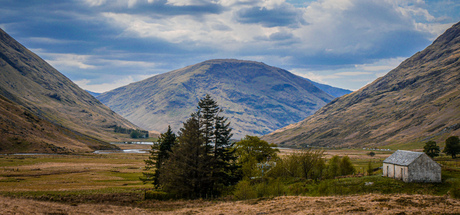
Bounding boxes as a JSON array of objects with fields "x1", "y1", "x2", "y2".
[{"x1": 383, "y1": 150, "x2": 424, "y2": 166}]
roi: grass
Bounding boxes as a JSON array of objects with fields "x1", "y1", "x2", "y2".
[{"x1": 1, "y1": 147, "x2": 460, "y2": 214}]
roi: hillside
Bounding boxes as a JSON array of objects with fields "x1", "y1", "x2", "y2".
[
  {"x1": 263, "y1": 22, "x2": 460, "y2": 148},
  {"x1": 309, "y1": 81, "x2": 352, "y2": 98},
  {"x1": 98, "y1": 59, "x2": 334, "y2": 138},
  {"x1": 0, "y1": 94, "x2": 117, "y2": 153},
  {"x1": 0, "y1": 28, "x2": 138, "y2": 152}
]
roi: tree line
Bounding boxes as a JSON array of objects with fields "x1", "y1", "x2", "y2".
[
  {"x1": 141, "y1": 95, "x2": 359, "y2": 199},
  {"x1": 112, "y1": 125, "x2": 149, "y2": 139},
  {"x1": 423, "y1": 136, "x2": 460, "y2": 158}
]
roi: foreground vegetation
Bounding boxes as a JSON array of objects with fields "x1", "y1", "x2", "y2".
[{"x1": 1, "y1": 147, "x2": 459, "y2": 204}]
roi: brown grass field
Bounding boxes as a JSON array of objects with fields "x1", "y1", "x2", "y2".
[
  {"x1": 1, "y1": 146, "x2": 460, "y2": 214},
  {"x1": 1, "y1": 194, "x2": 460, "y2": 214}
]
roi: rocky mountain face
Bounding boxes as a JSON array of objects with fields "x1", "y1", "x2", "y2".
[
  {"x1": 262, "y1": 22, "x2": 460, "y2": 149},
  {"x1": 98, "y1": 59, "x2": 335, "y2": 138},
  {"x1": 0, "y1": 28, "x2": 137, "y2": 153}
]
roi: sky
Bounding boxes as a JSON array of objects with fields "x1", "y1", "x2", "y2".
[{"x1": 0, "y1": 0, "x2": 459, "y2": 92}]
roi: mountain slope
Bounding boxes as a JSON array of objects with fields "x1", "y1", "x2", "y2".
[
  {"x1": 0, "y1": 94, "x2": 117, "y2": 153},
  {"x1": 0, "y1": 28, "x2": 137, "y2": 152},
  {"x1": 98, "y1": 59, "x2": 334, "y2": 138},
  {"x1": 262, "y1": 22, "x2": 460, "y2": 148},
  {"x1": 309, "y1": 80, "x2": 352, "y2": 98}
]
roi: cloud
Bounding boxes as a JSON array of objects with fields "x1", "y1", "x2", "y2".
[
  {"x1": 75, "y1": 74, "x2": 158, "y2": 93},
  {"x1": 290, "y1": 56, "x2": 407, "y2": 90},
  {"x1": 235, "y1": 3, "x2": 306, "y2": 27},
  {"x1": 42, "y1": 53, "x2": 97, "y2": 69},
  {"x1": 2, "y1": 0, "x2": 456, "y2": 92}
]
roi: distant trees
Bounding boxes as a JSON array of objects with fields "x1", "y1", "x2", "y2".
[
  {"x1": 423, "y1": 140, "x2": 440, "y2": 158},
  {"x1": 443, "y1": 136, "x2": 460, "y2": 159},
  {"x1": 113, "y1": 125, "x2": 149, "y2": 139},
  {"x1": 269, "y1": 149, "x2": 325, "y2": 180}
]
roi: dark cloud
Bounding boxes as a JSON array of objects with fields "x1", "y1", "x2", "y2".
[
  {"x1": 96, "y1": 0, "x2": 225, "y2": 17},
  {"x1": 269, "y1": 31, "x2": 295, "y2": 41},
  {"x1": 235, "y1": 5, "x2": 306, "y2": 28}
]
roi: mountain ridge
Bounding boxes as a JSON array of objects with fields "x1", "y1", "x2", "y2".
[
  {"x1": 0, "y1": 28, "x2": 138, "y2": 153},
  {"x1": 262, "y1": 22, "x2": 460, "y2": 148}
]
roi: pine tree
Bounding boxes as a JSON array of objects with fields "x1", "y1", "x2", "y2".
[
  {"x1": 159, "y1": 115, "x2": 213, "y2": 198},
  {"x1": 141, "y1": 125, "x2": 176, "y2": 185},
  {"x1": 214, "y1": 114, "x2": 239, "y2": 191},
  {"x1": 156, "y1": 94, "x2": 238, "y2": 198},
  {"x1": 197, "y1": 94, "x2": 219, "y2": 148}
]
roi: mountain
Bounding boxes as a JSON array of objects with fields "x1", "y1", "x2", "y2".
[
  {"x1": 0, "y1": 94, "x2": 116, "y2": 153},
  {"x1": 86, "y1": 90, "x2": 101, "y2": 97},
  {"x1": 308, "y1": 80, "x2": 352, "y2": 98},
  {"x1": 262, "y1": 22, "x2": 460, "y2": 149},
  {"x1": 0, "y1": 28, "x2": 137, "y2": 153},
  {"x1": 98, "y1": 59, "x2": 334, "y2": 138}
]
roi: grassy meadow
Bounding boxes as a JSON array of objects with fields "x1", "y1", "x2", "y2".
[{"x1": 1, "y1": 145, "x2": 460, "y2": 214}]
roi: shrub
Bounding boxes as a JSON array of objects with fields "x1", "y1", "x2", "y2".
[
  {"x1": 233, "y1": 180, "x2": 257, "y2": 200},
  {"x1": 450, "y1": 181, "x2": 460, "y2": 199},
  {"x1": 144, "y1": 190, "x2": 172, "y2": 200}
]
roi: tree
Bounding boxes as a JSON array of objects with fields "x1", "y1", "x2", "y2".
[
  {"x1": 367, "y1": 161, "x2": 373, "y2": 176},
  {"x1": 159, "y1": 115, "x2": 212, "y2": 198},
  {"x1": 141, "y1": 126, "x2": 176, "y2": 185},
  {"x1": 339, "y1": 156, "x2": 355, "y2": 176},
  {"x1": 297, "y1": 149, "x2": 325, "y2": 180},
  {"x1": 326, "y1": 155, "x2": 341, "y2": 179},
  {"x1": 197, "y1": 94, "x2": 239, "y2": 195},
  {"x1": 213, "y1": 114, "x2": 239, "y2": 189},
  {"x1": 130, "y1": 130, "x2": 142, "y2": 138},
  {"x1": 234, "y1": 135, "x2": 279, "y2": 179},
  {"x1": 443, "y1": 136, "x2": 460, "y2": 159},
  {"x1": 423, "y1": 140, "x2": 440, "y2": 158},
  {"x1": 156, "y1": 95, "x2": 238, "y2": 198}
]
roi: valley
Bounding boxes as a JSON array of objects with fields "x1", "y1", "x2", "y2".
[
  {"x1": 0, "y1": 148, "x2": 459, "y2": 214},
  {"x1": 0, "y1": 3, "x2": 459, "y2": 214}
]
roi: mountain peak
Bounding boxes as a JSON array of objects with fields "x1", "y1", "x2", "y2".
[{"x1": 98, "y1": 59, "x2": 335, "y2": 138}]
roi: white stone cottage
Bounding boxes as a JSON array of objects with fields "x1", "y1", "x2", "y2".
[{"x1": 382, "y1": 150, "x2": 441, "y2": 183}]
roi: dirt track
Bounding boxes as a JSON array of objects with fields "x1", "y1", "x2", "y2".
[{"x1": 2, "y1": 194, "x2": 460, "y2": 214}]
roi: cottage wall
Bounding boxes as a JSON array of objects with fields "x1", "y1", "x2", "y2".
[
  {"x1": 383, "y1": 163, "x2": 408, "y2": 180},
  {"x1": 383, "y1": 163, "x2": 394, "y2": 177},
  {"x1": 407, "y1": 154, "x2": 441, "y2": 183}
]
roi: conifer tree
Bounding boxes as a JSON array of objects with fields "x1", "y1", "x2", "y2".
[
  {"x1": 159, "y1": 114, "x2": 213, "y2": 198},
  {"x1": 141, "y1": 125, "x2": 176, "y2": 185},
  {"x1": 214, "y1": 114, "x2": 239, "y2": 190},
  {"x1": 156, "y1": 94, "x2": 238, "y2": 198}
]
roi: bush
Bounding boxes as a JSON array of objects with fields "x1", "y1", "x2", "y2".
[
  {"x1": 450, "y1": 181, "x2": 460, "y2": 199},
  {"x1": 144, "y1": 190, "x2": 173, "y2": 200},
  {"x1": 233, "y1": 180, "x2": 257, "y2": 200}
]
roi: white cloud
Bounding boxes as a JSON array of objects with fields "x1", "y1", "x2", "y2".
[
  {"x1": 85, "y1": 0, "x2": 107, "y2": 7},
  {"x1": 75, "y1": 77, "x2": 134, "y2": 93},
  {"x1": 355, "y1": 57, "x2": 406, "y2": 72},
  {"x1": 74, "y1": 74, "x2": 157, "y2": 93},
  {"x1": 290, "y1": 55, "x2": 408, "y2": 90},
  {"x1": 44, "y1": 53, "x2": 97, "y2": 69}
]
